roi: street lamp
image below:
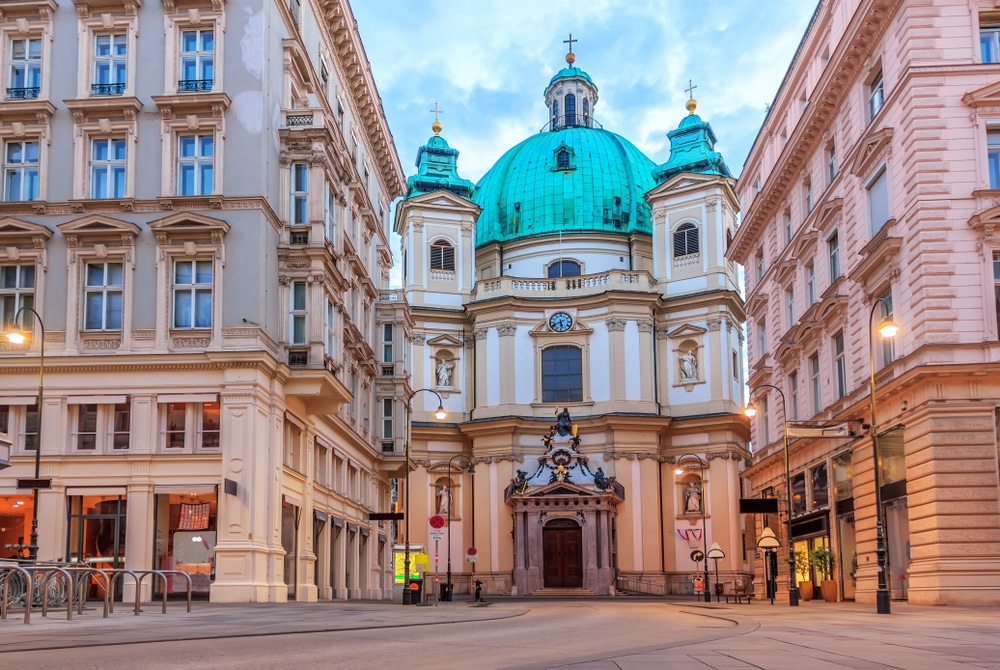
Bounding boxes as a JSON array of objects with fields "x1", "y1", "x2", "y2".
[
  {"x1": 402, "y1": 388, "x2": 447, "y2": 605},
  {"x1": 869, "y1": 297, "x2": 899, "y2": 615},
  {"x1": 4, "y1": 306, "x2": 45, "y2": 563},
  {"x1": 707, "y1": 542, "x2": 725, "y2": 603},
  {"x1": 445, "y1": 454, "x2": 475, "y2": 600},
  {"x1": 757, "y1": 527, "x2": 780, "y2": 605},
  {"x1": 744, "y1": 384, "x2": 797, "y2": 606},
  {"x1": 674, "y1": 454, "x2": 710, "y2": 603}
]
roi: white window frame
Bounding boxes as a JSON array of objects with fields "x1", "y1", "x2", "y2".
[
  {"x1": 810, "y1": 353, "x2": 821, "y2": 415},
  {"x1": 1, "y1": 16, "x2": 52, "y2": 101},
  {"x1": 324, "y1": 185, "x2": 338, "y2": 243},
  {"x1": 989, "y1": 128, "x2": 1000, "y2": 190},
  {"x1": 70, "y1": 401, "x2": 130, "y2": 453},
  {"x1": 834, "y1": 331, "x2": 847, "y2": 398},
  {"x1": 785, "y1": 287, "x2": 795, "y2": 327},
  {"x1": 92, "y1": 33, "x2": 127, "y2": 95},
  {"x1": 6, "y1": 37, "x2": 41, "y2": 100},
  {"x1": 3, "y1": 139, "x2": 39, "y2": 202},
  {"x1": 1, "y1": 402, "x2": 39, "y2": 455},
  {"x1": 868, "y1": 69, "x2": 885, "y2": 121},
  {"x1": 289, "y1": 279, "x2": 307, "y2": 345},
  {"x1": 806, "y1": 262, "x2": 816, "y2": 305},
  {"x1": 382, "y1": 397, "x2": 393, "y2": 439},
  {"x1": 827, "y1": 142, "x2": 837, "y2": 183},
  {"x1": 83, "y1": 261, "x2": 124, "y2": 331},
  {"x1": 382, "y1": 323, "x2": 393, "y2": 363},
  {"x1": 0, "y1": 263, "x2": 35, "y2": 330},
  {"x1": 176, "y1": 133, "x2": 214, "y2": 196},
  {"x1": 177, "y1": 27, "x2": 215, "y2": 92},
  {"x1": 866, "y1": 166, "x2": 890, "y2": 236},
  {"x1": 75, "y1": 12, "x2": 138, "y2": 99},
  {"x1": 324, "y1": 296, "x2": 337, "y2": 360},
  {"x1": 981, "y1": 24, "x2": 1000, "y2": 63},
  {"x1": 789, "y1": 371, "x2": 799, "y2": 421},
  {"x1": 160, "y1": 400, "x2": 220, "y2": 452},
  {"x1": 70, "y1": 115, "x2": 138, "y2": 201},
  {"x1": 89, "y1": 136, "x2": 127, "y2": 199},
  {"x1": 827, "y1": 230, "x2": 841, "y2": 283},
  {"x1": 784, "y1": 209, "x2": 792, "y2": 244},
  {"x1": 290, "y1": 162, "x2": 308, "y2": 225},
  {"x1": 172, "y1": 259, "x2": 213, "y2": 330},
  {"x1": 803, "y1": 177, "x2": 813, "y2": 214},
  {"x1": 757, "y1": 317, "x2": 767, "y2": 356}
]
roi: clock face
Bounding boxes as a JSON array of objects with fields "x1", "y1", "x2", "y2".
[{"x1": 549, "y1": 312, "x2": 573, "y2": 332}]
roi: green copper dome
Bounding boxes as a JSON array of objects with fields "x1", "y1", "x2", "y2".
[
  {"x1": 473, "y1": 127, "x2": 657, "y2": 247},
  {"x1": 549, "y1": 66, "x2": 595, "y2": 87}
]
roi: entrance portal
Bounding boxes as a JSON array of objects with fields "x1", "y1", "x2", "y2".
[{"x1": 542, "y1": 519, "x2": 582, "y2": 588}]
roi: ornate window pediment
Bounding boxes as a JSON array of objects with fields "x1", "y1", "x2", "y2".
[
  {"x1": 791, "y1": 228, "x2": 817, "y2": 258},
  {"x1": 969, "y1": 202, "x2": 1000, "y2": 250},
  {"x1": 848, "y1": 219, "x2": 901, "y2": 288},
  {"x1": 0, "y1": 215, "x2": 50, "y2": 247},
  {"x1": 665, "y1": 324, "x2": 707, "y2": 340},
  {"x1": 846, "y1": 127, "x2": 893, "y2": 178},
  {"x1": 745, "y1": 291, "x2": 769, "y2": 318},
  {"x1": 814, "y1": 197, "x2": 843, "y2": 234},
  {"x1": 962, "y1": 80, "x2": 1000, "y2": 109},
  {"x1": 148, "y1": 210, "x2": 229, "y2": 245},
  {"x1": 71, "y1": 0, "x2": 142, "y2": 17},
  {"x1": 58, "y1": 213, "x2": 139, "y2": 247}
]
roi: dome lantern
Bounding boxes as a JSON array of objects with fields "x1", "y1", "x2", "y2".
[{"x1": 544, "y1": 35, "x2": 598, "y2": 131}]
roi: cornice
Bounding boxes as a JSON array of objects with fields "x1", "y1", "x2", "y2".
[{"x1": 731, "y1": 0, "x2": 904, "y2": 263}]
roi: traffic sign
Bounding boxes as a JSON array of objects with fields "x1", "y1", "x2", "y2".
[
  {"x1": 466, "y1": 546, "x2": 478, "y2": 563},
  {"x1": 430, "y1": 531, "x2": 444, "y2": 541},
  {"x1": 690, "y1": 549, "x2": 704, "y2": 562},
  {"x1": 429, "y1": 514, "x2": 446, "y2": 529}
]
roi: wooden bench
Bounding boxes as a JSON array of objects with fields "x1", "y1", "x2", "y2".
[{"x1": 724, "y1": 580, "x2": 755, "y2": 604}]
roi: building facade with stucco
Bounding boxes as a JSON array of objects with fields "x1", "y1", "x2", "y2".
[
  {"x1": 388, "y1": 47, "x2": 752, "y2": 598},
  {"x1": 730, "y1": 0, "x2": 1000, "y2": 606},
  {"x1": 0, "y1": 0, "x2": 404, "y2": 603}
]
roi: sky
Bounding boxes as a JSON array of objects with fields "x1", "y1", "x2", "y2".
[{"x1": 351, "y1": 1, "x2": 819, "y2": 283}]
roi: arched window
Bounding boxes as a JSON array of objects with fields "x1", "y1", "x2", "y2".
[
  {"x1": 542, "y1": 345, "x2": 583, "y2": 402},
  {"x1": 556, "y1": 149, "x2": 570, "y2": 170},
  {"x1": 673, "y1": 223, "x2": 700, "y2": 257},
  {"x1": 430, "y1": 239, "x2": 455, "y2": 271},
  {"x1": 564, "y1": 94, "x2": 576, "y2": 126},
  {"x1": 547, "y1": 259, "x2": 581, "y2": 278},
  {"x1": 582, "y1": 98, "x2": 590, "y2": 126},
  {"x1": 551, "y1": 100, "x2": 559, "y2": 129}
]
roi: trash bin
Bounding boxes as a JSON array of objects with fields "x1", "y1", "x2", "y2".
[{"x1": 440, "y1": 583, "x2": 453, "y2": 601}]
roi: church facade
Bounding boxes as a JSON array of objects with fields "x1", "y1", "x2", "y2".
[{"x1": 387, "y1": 49, "x2": 752, "y2": 597}]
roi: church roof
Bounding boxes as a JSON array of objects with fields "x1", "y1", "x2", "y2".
[
  {"x1": 548, "y1": 66, "x2": 595, "y2": 87},
  {"x1": 473, "y1": 126, "x2": 657, "y2": 247},
  {"x1": 653, "y1": 100, "x2": 733, "y2": 183},
  {"x1": 405, "y1": 130, "x2": 475, "y2": 200}
]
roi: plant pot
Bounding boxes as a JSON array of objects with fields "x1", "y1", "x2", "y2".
[
  {"x1": 797, "y1": 580, "x2": 814, "y2": 601},
  {"x1": 821, "y1": 580, "x2": 837, "y2": 602}
]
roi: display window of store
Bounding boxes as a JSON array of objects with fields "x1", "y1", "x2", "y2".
[
  {"x1": 66, "y1": 492, "x2": 128, "y2": 601},
  {"x1": 153, "y1": 488, "x2": 217, "y2": 598},
  {"x1": 0, "y1": 495, "x2": 31, "y2": 559}
]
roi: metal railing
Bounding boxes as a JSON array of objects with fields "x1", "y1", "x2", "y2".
[
  {"x1": 1, "y1": 563, "x2": 193, "y2": 624},
  {"x1": 616, "y1": 576, "x2": 667, "y2": 596}
]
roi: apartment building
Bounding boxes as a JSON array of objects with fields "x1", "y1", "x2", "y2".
[
  {"x1": 730, "y1": 0, "x2": 1000, "y2": 605},
  {"x1": 0, "y1": 0, "x2": 405, "y2": 603}
]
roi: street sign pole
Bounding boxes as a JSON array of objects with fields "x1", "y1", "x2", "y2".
[{"x1": 433, "y1": 538, "x2": 439, "y2": 607}]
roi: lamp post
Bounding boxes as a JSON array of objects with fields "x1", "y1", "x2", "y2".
[
  {"x1": 757, "y1": 526, "x2": 780, "y2": 605},
  {"x1": 402, "y1": 388, "x2": 446, "y2": 605},
  {"x1": 445, "y1": 454, "x2": 474, "y2": 600},
  {"x1": 869, "y1": 297, "x2": 899, "y2": 615},
  {"x1": 707, "y1": 542, "x2": 725, "y2": 602},
  {"x1": 673, "y1": 454, "x2": 710, "y2": 603},
  {"x1": 745, "y1": 384, "x2": 797, "y2": 606},
  {"x1": 4, "y1": 306, "x2": 45, "y2": 563}
]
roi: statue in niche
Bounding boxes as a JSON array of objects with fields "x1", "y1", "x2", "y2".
[
  {"x1": 437, "y1": 485, "x2": 452, "y2": 515},
  {"x1": 680, "y1": 349, "x2": 698, "y2": 381},
  {"x1": 683, "y1": 480, "x2": 702, "y2": 514},
  {"x1": 436, "y1": 358, "x2": 455, "y2": 387}
]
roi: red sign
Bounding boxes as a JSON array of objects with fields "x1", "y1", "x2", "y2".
[
  {"x1": 429, "y1": 514, "x2": 446, "y2": 529},
  {"x1": 466, "y1": 547, "x2": 477, "y2": 556}
]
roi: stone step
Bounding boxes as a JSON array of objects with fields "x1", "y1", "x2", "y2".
[{"x1": 529, "y1": 587, "x2": 598, "y2": 597}]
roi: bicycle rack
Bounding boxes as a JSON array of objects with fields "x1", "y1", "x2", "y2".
[
  {"x1": 63, "y1": 566, "x2": 111, "y2": 618},
  {"x1": 107, "y1": 569, "x2": 141, "y2": 616},
  {"x1": 133, "y1": 570, "x2": 169, "y2": 614},
  {"x1": 23, "y1": 566, "x2": 74, "y2": 621},
  {"x1": 0, "y1": 564, "x2": 33, "y2": 624},
  {"x1": 158, "y1": 570, "x2": 194, "y2": 613}
]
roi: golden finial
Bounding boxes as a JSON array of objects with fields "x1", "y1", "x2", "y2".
[
  {"x1": 685, "y1": 79, "x2": 698, "y2": 115},
  {"x1": 564, "y1": 33, "x2": 577, "y2": 65},
  {"x1": 429, "y1": 101, "x2": 444, "y2": 136}
]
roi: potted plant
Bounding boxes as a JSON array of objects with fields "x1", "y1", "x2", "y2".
[
  {"x1": 785, "y1": 549, "x2": 812, "y2": 601},
  {"x1": 809, "y1": 546, "x2": 837, "y2": 602}
]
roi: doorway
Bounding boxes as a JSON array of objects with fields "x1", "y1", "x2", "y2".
[
  {"x1": 542, "y1": 519, "x2": 582, "y2": 588},
  {"x1": 67, "y1": 495, "x2": 127, "y2": 600}
]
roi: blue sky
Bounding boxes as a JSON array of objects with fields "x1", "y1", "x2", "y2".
[{"x1": 353, "y1": 1, "x2": 818, "y2": 185}]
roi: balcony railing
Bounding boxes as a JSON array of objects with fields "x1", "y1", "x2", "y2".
[
  {"x1": 285, "y1": 114, "x2": 314, "y2": 127},
  {"x1": 473, "y1": 269, "x2": 654, "y2": 301},
  {"x1": 91, "y1": 82, "x2": 125, "y2": 96},
  {"x1": 178, "y1": 79, "x2": 213, "y2": 92},
  {"x1": 6, "y1": 87, "x2": 39, "y2": 100}
]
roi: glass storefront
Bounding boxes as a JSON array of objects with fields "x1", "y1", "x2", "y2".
[
  {"x1": 0, "y1": 495, "x2": 30, "y2": 559},
  {"x1": 67, "y1": 494, "x2": 127, "y2": 569},
  {"x1": 153, "y1": 490, "x2": 217, "y2": 597},
  {"x1": 837, "y1": 513, "x2": 857, "y2": 600}
]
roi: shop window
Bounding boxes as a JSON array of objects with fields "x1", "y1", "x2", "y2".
[
  {"x1": 153, "y1": 491, "x2": 217, "y2": 597},
  {"x1": 67, "y1": 494, "x2": 127, "y2": 573},
  {"x1": 833, "y1": 451, "x2": 853, "y2": 501},
  {"x1": 811, "y1": 463, "x2": 829, "y2": 510},
  {"x1": 790, "y1": 471, "x2": 807, "y2": 516},
  {"x1": 878, "y1": 428, "x2": 906, "y2": 487}
]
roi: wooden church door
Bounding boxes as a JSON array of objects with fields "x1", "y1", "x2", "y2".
[{"x1": 542, "y1": 519, "x2": 583, "y2": 588}]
